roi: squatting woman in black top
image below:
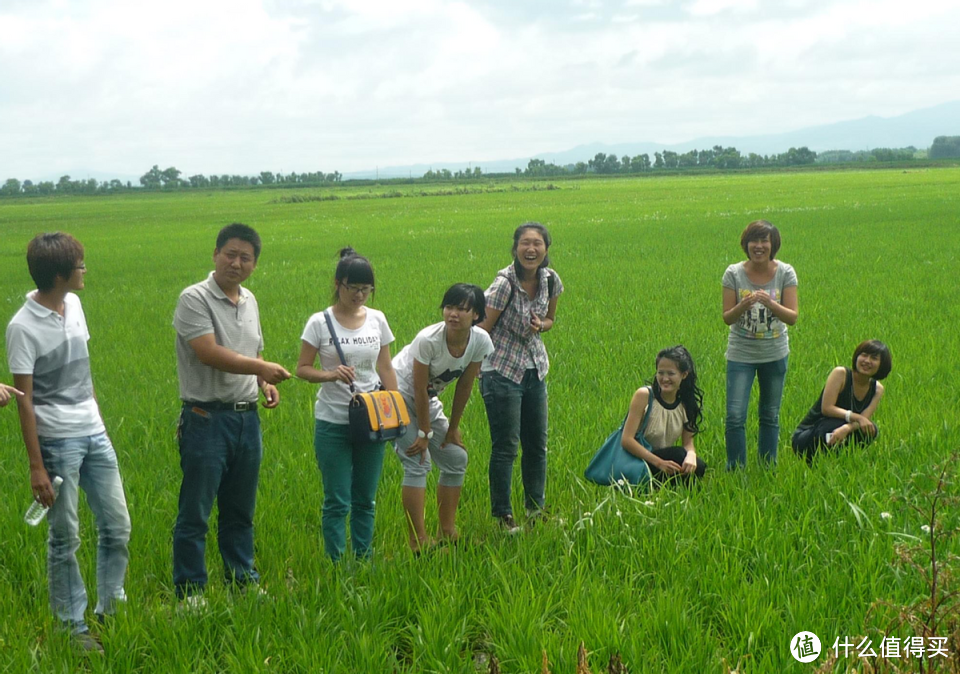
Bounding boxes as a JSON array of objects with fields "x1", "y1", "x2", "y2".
[{"x1": 791, "y1": 340, "x2": 891, "y2": 463}]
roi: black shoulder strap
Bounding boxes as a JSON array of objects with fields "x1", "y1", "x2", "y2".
[
  {"x1": 497, "y1": 269, "x2": 554, "y2": 320},
  {"x1": 323, "y1": 310, "x2": 355, "y2": 392},
  {"x1": 491, "y1": 273, "x2": 515, "y2": 330}
]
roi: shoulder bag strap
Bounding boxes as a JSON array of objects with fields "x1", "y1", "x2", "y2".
[
  {"x1": 639, "y1": 386, "x2": 654, "y2": 435},
  {"x1": 491, "y1": 272, "x2": 516, "y2": 330},
  {"x1": 323, "y1": 309, "x2": 355, "y2": 393}
]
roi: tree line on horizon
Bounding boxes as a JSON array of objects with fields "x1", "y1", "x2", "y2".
[{"x1": 2, "y1": 137, "x2": 958, "y2": 198}]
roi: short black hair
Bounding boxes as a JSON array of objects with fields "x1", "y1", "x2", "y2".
[
  {"x1": 27, "y1": 232, "x2": 84, "y2": 292},
  {"x1": 853, "y1": 340, "x2": 892, "y2": 380},
  {"x1": 740, "y1": 220, "x2": 781, "y2": 260},
  {"x1": 216, "y1": 223, "x2": 262, "y2": 261},
  {"x1": 440, "y1": 284, "x2": 486, "y2": 325}
]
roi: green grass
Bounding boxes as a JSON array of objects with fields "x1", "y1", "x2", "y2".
[{"x1": 1, "y1": 168, "x2": 958, "y2": 672}]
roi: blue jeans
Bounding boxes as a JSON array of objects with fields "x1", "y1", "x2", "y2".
[
  {"x1": 40, "y1": 432, "x2": 130, "y2": 634},
  {"x1": 480, "y1": 369, "x2": 548, "y2": 517},
  {"x1": 314, "y1": 420, "x2": 386, "y2": 562},
  {"x1": 173, "y1": 405, "x2": 262, "y2": 597},
  {"x1": 725, "y1": 356, "x2": 789, "y2": 469}
]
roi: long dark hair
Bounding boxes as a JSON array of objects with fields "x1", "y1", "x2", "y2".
[
  {"x1": 651, "y1": 345, "x2": 703, "y2": 434},
  {"x1": 511, "y1": 222, "x2": 552, "y2": 281}
]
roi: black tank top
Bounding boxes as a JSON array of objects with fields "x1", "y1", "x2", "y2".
[{"x1": 796, "y1": 368, "x2": 876, "y2": 431}]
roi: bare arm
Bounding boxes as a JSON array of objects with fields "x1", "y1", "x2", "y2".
[
  {"x1": 679, "y1": 428, "x2": 698, "y2": 474},
  {"x1": 13, "y1": 374, "x2": 55, "y2": 507},
  {"x1": 257, "y1": 354, "x2": 281, "y2": 408},
  {"x1": 445, "y1": 361, "x2": 482, "y2": 448},
  {"x1": 621, "y1": 387, "x2": 678, "y2": 474},
  {"x1": 295, "y1": 340, "x2": 355, "y2": 385},
  {"x1": 376, "y1": 344, "x2": 398, "y2": 391},
  {"x1": 188, "y1": 333, "x2": 289, "y2": 384},
  {"x1": 411, "y1": 360, "x2": 432, "y2": 434}
]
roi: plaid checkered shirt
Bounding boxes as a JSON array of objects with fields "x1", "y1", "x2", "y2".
[{"x1": 483, "y1": 264, "x2": 564, "y2": 384}]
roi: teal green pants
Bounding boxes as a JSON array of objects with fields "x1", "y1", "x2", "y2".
[{"x1": 314, "y1": 420, "x2": 386, "y2": 561}]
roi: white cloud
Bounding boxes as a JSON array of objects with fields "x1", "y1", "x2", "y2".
[
  {"x1": 1, "y1": 0, "x2": 959, "y2": 177},
  {"x1": 685, "y1": 0, "x2": 758, "y2": 17}
]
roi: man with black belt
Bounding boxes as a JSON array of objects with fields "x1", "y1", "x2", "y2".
[{"x1": 172, "y1": 223, "x2": 290, "y2": 604}]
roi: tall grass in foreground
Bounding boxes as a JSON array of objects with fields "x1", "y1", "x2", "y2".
[{"x1": 0, "y1": 168, "x2": 958, "y2": 672}]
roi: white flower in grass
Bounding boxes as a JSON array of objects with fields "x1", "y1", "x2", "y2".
[
  {"x1": 616, "y1": 510, "x2": 622, "y2": 518},
  {"x1": 880, "y1": 512, "x2": 892, "y2": 520},
  {"x1": 644, "y1": 501, "x2": 655, "y2": 507},
  {"x1": 921, "y1": 524, "x2": 931, "y2": 534}
]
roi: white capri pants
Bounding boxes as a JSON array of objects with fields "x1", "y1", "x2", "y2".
[{"x1": 393, "y1": 406, "x2": 468, "y2": 489}]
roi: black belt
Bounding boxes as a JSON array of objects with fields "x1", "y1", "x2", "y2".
[{"x1": 183, "y1": 400, "x2": 258, "y2": 412}]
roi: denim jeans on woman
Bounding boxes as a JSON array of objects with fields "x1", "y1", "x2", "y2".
[
  {"x1": 40, "y1": 432, "x2": 130, "y2": 634},
  {"x1": 314, "y1": 420, "x2": 386, "y2": 562},
  {"x1": 725, "y1": 356, "x2": 788, "y2": 469},
  {"x1": 480, "y1": 369, "x2": 548, "y2": 517}
]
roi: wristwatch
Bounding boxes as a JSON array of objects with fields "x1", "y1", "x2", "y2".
[{"x1": 417, "y1": 429, "x2": 434, "y2": 440}]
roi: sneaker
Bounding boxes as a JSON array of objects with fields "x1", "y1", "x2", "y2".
[
  {"x1": 73, "y1": 632, "x2": 104, "y2": 653},
  {"x1": 242, "y1": 585, "x2": 269, "y2": 600},
  {"x1": 497, "y1": 514, "x2": 521, "y2": 534},
  {"x1": 178, "y1": 594, "x2": 209, "y2": 614},
  {"x1": 526, "y1": 508, "x2": 548, "y2": 529}
]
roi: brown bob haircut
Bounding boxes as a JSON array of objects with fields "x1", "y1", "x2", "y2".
[
  {"x1": 852, "y1": 340, "x2": 892, "y2": 381},
  {"x1": 740, "y1": 220, "x2": 781, "y2": 260},
  {"x1": 27, "y1": 232, "x2": 85, "y2": 292}
]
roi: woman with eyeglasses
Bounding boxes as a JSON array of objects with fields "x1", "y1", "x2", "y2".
[{"x1": 296, "y1": 247, "x2": 398, "y2": 561}]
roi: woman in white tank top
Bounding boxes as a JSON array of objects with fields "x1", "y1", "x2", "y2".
[{"x1": 620, "y1": 346, "x2": 708, "y2": 483}]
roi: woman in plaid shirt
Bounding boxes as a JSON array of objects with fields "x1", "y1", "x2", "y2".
[{"x1": 477, "y1": 223, "x2": 564, "y2": 533}]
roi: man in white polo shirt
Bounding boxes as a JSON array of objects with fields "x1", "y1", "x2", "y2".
[
  {"x1": 172, "y1": 223, "x2": 290, "y2": 603},
  {"x1": 6, "y1": 232, "x2": 130, "y2": 652}
]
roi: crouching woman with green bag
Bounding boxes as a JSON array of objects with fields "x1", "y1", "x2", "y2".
[{"x1": 586, "y1": 345, "x2": 707, "y2": 487}]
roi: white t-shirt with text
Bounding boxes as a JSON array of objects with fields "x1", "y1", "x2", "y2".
[
  {"x1": 301, "y1": 307, "x2": 394, "y2": 424},
  {"x1": 393, "y1": 323, "x2": 494, "y2": 420}
]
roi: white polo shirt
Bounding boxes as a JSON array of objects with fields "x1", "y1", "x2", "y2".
[{"x1": 5, "y1": 292, "x2": 105, "y2": 438}]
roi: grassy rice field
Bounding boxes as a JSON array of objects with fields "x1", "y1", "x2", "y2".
[{"x1": 1, "y1": 168, "x2": 959, "y2": 673}]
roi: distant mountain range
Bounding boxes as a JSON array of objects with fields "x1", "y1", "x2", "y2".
[{"x1": 345, "y1": 100, "x2": 960, "y2": 179}]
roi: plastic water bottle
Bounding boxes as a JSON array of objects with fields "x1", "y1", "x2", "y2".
[{"x1": 24, "y1": 475, "x2": 63, "y2": 526}]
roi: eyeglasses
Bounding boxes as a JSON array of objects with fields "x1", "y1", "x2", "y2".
[{"x1": 344, "y1": 284, "x2": 374, "y2": 295}]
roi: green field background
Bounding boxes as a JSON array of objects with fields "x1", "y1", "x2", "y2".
[{"x1": 1, "y1": 168, "x2": 958, "y2": 672}]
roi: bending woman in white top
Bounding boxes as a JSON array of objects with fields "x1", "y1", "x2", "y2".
[
  {"x1": 621, "y1": 346, "x2": 707, "y2": 483},
  {"x1": 392, "y1": 284, "x2": 494, "y2": 553},
  {"x1": 296, "y1": 248, "x2": 398, "y2": 562}
]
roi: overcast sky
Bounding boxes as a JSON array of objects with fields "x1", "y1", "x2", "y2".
[{"x1": 1, "y1": 0, "x2": 958, "y2": 179}]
